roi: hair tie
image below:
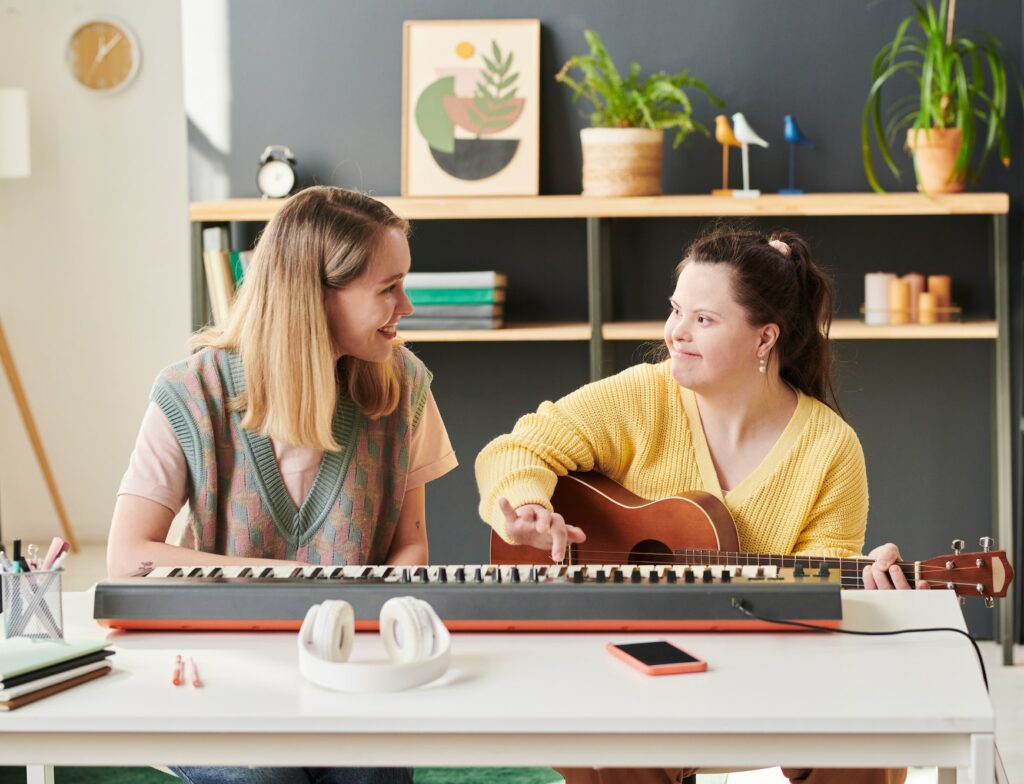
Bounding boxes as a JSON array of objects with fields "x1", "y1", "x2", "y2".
[{"x1": 769, "y1": 239, "x2": 791, "y2": 258}]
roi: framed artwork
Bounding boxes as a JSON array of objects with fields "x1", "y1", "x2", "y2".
[{"x1": 402, "y1": 19, "x2": 540, "y2": 196}]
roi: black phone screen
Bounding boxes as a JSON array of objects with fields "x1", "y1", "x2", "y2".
[{"x1": 612, "y1": 641, "x2": 700, "y2": 665}]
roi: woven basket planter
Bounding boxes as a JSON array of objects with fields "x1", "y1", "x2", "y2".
[{"x1": 580, "y1": 127, "x2": 664, "y2": 197}]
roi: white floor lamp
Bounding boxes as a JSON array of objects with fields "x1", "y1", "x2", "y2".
[{"x1": 0, "y1": 88, "x2": 79, "y2": 552}]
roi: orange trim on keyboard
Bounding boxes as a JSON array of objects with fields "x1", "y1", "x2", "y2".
[{"x1": 96, "y1": 618, "x2": 840, "y2": 632}]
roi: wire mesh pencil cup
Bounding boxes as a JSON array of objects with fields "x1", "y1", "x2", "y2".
[{"x1": 2, "y1": 570, "x2": 64, "y2": 640}]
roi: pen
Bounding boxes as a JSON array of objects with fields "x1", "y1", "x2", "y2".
[
  {"x1": 188, "y1": 657, "x2": 203, "y2": 688},
  {"x1": 172, "y1": 654, "x2": 184, "y2": 687},
  {"x1": 41, "y1": 537, "x2": 67, "y2": 570}
]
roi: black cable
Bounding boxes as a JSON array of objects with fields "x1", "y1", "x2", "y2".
[{"x1": 730, "y1": 597, "x2": 989, "y2": 692}]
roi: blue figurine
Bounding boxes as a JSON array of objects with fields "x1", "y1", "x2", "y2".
[{"x1": 779, "y1": 115, "x2": 814, "y2": 195}]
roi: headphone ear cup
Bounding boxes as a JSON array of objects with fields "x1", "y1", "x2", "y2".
[
  {"x1": 312, "y1": 600, "x2": 355, "y2": 663},
  {"x1": 380, "y1": 597, "x2": 435, "y2": 663}
]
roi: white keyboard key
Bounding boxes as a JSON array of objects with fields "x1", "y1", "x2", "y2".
[
  {"x1": 146, "y1": 566, "x2": 177, "y2": 578},
  {"x1": 763, "y1": 565, "x2": 780, "y2": 579}
]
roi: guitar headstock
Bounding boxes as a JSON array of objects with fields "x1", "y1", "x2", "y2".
[{"x1": 918, "y1": 538, "x2": 1014, "y2": 604}]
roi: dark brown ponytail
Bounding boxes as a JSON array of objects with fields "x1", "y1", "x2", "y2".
[{"x1": 676, "y1": 223, "x2": 840, "y2": 413}]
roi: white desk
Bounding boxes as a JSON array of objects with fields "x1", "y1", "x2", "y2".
[{"x1": 0, "y1": 591, "x2": 995, "y2": 783}]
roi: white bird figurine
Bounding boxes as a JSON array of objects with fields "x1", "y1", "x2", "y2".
[{"x1": 731, "y1": 112, "x2": 769, "y2": 197}]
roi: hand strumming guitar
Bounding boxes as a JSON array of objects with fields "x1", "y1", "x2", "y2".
[{"x1": 498, "y1": 497, "x2": 587, "y2": 562}]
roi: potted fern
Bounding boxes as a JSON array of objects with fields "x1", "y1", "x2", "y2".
[
  {"x1": 862, "y1": 0, "x2": 1021, "y2": 193},
  {"x1": 556, "y1": 30, "x2": 723, "y2": 196}
]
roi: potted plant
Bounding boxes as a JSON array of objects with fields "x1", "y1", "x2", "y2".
[
  {"x1": 862, "y1": 0, "x2": 1022, "y2": 193},
  {"x1": 556, "y1": 30, "x2": 723, "y2": 196}
]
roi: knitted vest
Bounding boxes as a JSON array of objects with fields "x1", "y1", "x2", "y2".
[{"x1": 151, "y1": 346, "x2": 431, "y2": 565}]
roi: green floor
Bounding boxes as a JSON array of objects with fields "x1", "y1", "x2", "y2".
[{"x1": 0, "y1": 768, "x2": 561, "y2": 783}]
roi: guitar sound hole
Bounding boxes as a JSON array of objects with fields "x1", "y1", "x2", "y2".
[{"x1": 629, "y1": 539, "x2": 674, "y2": 565}]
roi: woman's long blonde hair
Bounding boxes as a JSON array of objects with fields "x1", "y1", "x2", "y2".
[{"x1": 193, "y1": 186, "x2": 410, "y2": 451}]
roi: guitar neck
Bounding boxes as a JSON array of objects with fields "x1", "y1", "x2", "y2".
[{"x1": 671, "y1": 548, "x2": 912, "y2": 590}]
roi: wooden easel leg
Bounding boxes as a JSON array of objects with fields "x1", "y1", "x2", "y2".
[{"x1": 0, "y1": 318, "x2": 78, "y2": 552}]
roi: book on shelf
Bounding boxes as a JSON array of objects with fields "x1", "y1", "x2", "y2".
[
  {"x1": 201, "y1": 227, "x2": 235, "y2": 326},
  {"x1": 405, "y1": 271, "x2": 507, "y2": 289},
  {"x1": 407, "y1": 288, "x2": 506, "y2": 306},
  {"x1": 400, "y1": 317, "x2": 504, "y2": 330},
  {"x1": 409, "y1": 304, "x2": 503, "y2": 318}
]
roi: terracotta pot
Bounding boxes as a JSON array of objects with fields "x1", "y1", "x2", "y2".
[
  {"x1": 580, "y1": 127, "x2": 664, "y2": 196},
  {"x1": 906, "y1": 127, "x2": 964, "y2": 194}
]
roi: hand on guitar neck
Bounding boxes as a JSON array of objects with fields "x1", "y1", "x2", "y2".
[
  {"x1": 498, "y1": 497, "x2": 586, "y2": 563},
  {"x1": 863, "y1": 542, "x2": 930, "y2": 590}
]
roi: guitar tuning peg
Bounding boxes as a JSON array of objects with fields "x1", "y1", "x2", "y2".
[
  {"x1": 984, "y1": 597, "x2": 995, "y2": 609},
  {"x1": 951, "y1": 539, "x2": 965, "y2": 554},
  {"x1": 979, "y1": 537, "x2": 994, "y2": 552}
]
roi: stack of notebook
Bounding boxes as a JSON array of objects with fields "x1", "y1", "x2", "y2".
[
  {"x1": 402, "y1": 271, "x2": 507, "y2": 329},
  {"x1": 0, "y1": 638, "x2": 115, "y2": 710}
]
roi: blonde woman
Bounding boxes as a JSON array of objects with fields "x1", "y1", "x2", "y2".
[{"x1": 108, "y1": 187, "x2": 456, "y2": 784}]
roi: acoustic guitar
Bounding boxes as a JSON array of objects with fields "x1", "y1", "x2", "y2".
[{"x1": 490, "y1": 472, "x2": 1014, "y2": 602}]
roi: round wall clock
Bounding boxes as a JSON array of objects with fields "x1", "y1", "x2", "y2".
[{"x1": 66, "y1": 18, "x2": 140, "y2": 94}]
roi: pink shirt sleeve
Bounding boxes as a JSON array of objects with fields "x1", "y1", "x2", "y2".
[
  {"x1": 406, "y1": 390, "x2": 458, "y2": 491},
  {"x1": 119, "y1": 391, "x2": 457, "y2": 512},
  {"x1": 117, "y1": 401, "x2": 189, "y2": 513}
]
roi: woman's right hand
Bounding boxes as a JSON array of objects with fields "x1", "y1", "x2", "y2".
[{"x1": 498, "y1": 498, "x2": 587, "y2": 562}]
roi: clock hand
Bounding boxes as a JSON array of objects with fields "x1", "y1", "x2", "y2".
[{"x1": 95, "y1": 32, "x2": 123, "y2": 63}]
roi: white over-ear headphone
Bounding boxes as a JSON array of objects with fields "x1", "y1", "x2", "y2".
[{"x1": 297, "y1": 597, "x2": 451, "y2": 693}]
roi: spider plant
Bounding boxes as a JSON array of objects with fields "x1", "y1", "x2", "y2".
[
  {"x1": 556, "y1": 30, "x2": 723, "y2": 148},
  {"x1": 862, "y1": 0, "x2": 1022, "y2": 192}
]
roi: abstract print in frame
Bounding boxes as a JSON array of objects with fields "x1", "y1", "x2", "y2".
[{"x1": 402, "y1": 19, "x2": 540, "y2": 196}]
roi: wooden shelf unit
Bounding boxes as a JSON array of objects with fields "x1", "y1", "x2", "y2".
[{"x1": 190, "y1": 192, "x2": 1013, "y2": 663}]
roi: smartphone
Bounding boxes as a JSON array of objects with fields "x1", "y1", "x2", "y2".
[{"x1": 606, "y1": 640, "x2": 708, "y2": 676}]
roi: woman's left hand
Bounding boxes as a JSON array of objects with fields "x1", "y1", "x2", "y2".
[{"x1": 862, "y1": 542, "x2": 930, "y2": 590}]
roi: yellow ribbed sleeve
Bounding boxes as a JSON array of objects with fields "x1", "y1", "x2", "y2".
[{"x1": 475, "y1": 361, "x2": 868, "y2": 558}]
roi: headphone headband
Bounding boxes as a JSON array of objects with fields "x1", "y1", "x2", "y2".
[{"x1": 297, "y1": 596, "x2": 451, "y2": 693}]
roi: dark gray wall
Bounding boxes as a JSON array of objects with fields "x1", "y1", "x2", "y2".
[{"x1": 190, "y1": 1, "x2": 1024, "y2": 637}]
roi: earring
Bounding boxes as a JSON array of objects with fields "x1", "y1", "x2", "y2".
[{"x1": 758, "y1": 355, "x2": 767, "y2": 374}]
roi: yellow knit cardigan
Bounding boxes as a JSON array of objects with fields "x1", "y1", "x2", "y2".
[{"x1": 475, "y1": 361, "x2": 868, "y2": 558}]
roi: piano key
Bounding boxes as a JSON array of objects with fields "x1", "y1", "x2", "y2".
[
  {"x1": 763, "y1": 565, "x2": 780, "y2": 579},
  {"x1": 204, "y1": 567, "x2": 223, "y2": 579},
  {"x1": 327, "y1": 566, "x2": 345, "y2": 579},
  {"x1": 145, "y1": 566, "x2": 178, "y2": 578},
  {"x1": 219, "y1": 566, "x2": 248, "y2": 579},
  {"x1": 186, "y1": 567, "x2": 204, "y2": 578},
  {"x1": 301, "y1": 566, "x2": 323, "y2": 579}
]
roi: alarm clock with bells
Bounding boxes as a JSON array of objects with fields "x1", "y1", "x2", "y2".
[
  {"x1": 256, "y1": 145, "x2": 297, "y2": 199},
  {"x1": 297, "y1": 597, "x2": 451, "y2": 693}
]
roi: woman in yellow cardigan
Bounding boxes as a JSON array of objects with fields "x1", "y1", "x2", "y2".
[{"x1": 475, "y1": 224, "x2": 919, "y2": 784}]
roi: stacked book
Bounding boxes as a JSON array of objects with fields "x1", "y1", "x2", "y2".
[
  {"x1": 402, "y1": 271, "x2": 507, "y2": 330},
  {"x1": 0, "y1": 638, "x2": 115, "y2": 710}
]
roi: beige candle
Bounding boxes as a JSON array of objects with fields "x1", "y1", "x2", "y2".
[
  {"x1": 927, "y1": 274, "x2": 952, "y2": 322},
  {"x1": 864, "y1": 272, "x2": 895, "y2": 325},
  {"x1": 918, "y1": 291, "x2": 937, "y2": 324},
  {"x1": 888, "y1": 278, "x2": 911, "y2": 324},
  {"x1": 902, "y1": 273, "x2": 925, "y2": 322}
]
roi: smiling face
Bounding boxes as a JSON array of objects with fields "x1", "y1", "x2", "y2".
[
  {"x1": 664, "y1": 262, "x2": 777, "y2": 393},
  {"x1": 323, "y1": 226, "x2": 414, "y2": 363}
]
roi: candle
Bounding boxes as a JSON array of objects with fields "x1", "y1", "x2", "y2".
[
  {"x1": 888, "y1": 278, "x2": 911, "y2": 325},
  {"x1": 918, "y1": 291, "x2": 937, "y2": 324},
  {"x1": 901, "y1": 273, "x2": 925, "y2": 322},
  {"x1": 864, "y1": 272, "x2": 895, "y2": 325},
  {"x1": 927, "y1": 274, "x2": 952, "y2": 322}
]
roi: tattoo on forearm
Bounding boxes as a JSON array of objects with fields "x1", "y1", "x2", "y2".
[{"x1": 415, "y1": 520, "x2": 421, "y2": 529}]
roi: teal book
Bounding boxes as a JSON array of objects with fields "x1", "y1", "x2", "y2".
[
  {"x1": 229, "y1": 251, "x2": 245, "y2": 287},
  {"x1": 0, "y1": 638, "x2": 111, "y2": 682},
  {"x1": 408, "y1": 288, "x2": 505, "y2": 305}
]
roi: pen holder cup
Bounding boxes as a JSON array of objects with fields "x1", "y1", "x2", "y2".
[{"x1": 2, "y1": 570, "x2": 64, "y2": 640}]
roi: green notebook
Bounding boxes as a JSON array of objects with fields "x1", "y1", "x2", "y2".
[{"x1": 0, "y1": 638, "x2": 111, "y2": 682}]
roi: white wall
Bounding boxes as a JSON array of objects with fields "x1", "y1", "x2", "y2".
[{"x1": 0, "y1": 1, "x2": 190, "y2": 545}]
